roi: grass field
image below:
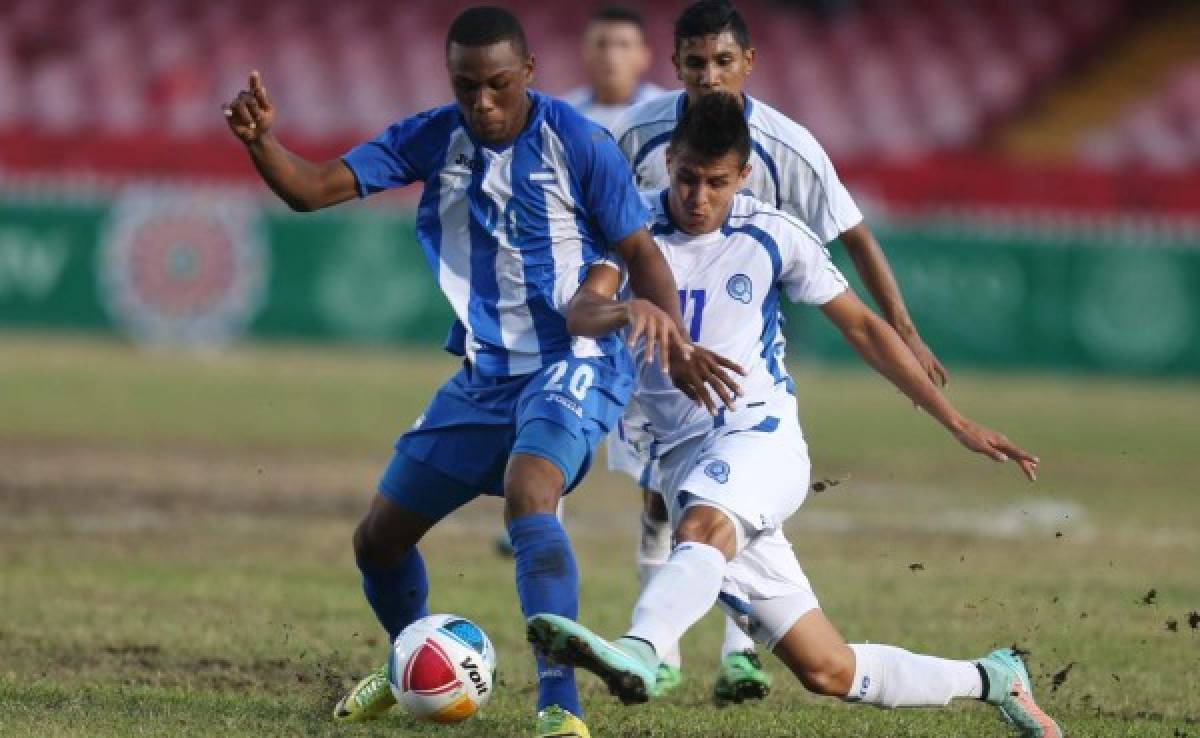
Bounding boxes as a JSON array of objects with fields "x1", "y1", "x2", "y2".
[{"x1": 1, "y1": 334, "x2": 1197, "y2": 737}]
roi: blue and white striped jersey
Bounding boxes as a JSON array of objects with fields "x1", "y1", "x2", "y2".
[
  {"x1": 633, "y1": 191, "x2": 849, "y2": 451},
  {"x1": 563, "y1": 82, "x2": 666, "y2": 133},
  {"x1": 342, "y1": 91, "x2": 648, "y2": 377},
  {"x1": 612, "y1": 91, "x2": 863, "y2": 244}
]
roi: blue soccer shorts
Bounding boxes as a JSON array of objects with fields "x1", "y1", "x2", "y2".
[{"x1": 378, "y1": 353, "x2": 633, "y2": 522}]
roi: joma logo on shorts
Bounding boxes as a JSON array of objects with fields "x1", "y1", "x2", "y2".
[{"x1": 546, "y1": 393, "x2": 583, "y2": 417}]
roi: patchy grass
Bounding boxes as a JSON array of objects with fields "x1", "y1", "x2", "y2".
[{"x1": 1, "y1": 334, "x2": 1197, "y2": 737}]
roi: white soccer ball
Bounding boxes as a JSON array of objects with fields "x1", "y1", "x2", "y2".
[{"x1": 388, "y1": 614, "x2": 497, "y2": 723}]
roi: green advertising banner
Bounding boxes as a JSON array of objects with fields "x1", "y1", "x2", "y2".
[
  {"x1": 784, "y1": 225, "x2": 1200, "y2": 376},
  {"x1": 2, "y1": 191, "x2": 1199, "y2": 375}
]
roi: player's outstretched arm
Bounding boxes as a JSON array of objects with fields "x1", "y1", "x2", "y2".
[
  {"x1": 838, "y1": 223, "x2": 948, "y2": 386},
  {"x1": 821, "y1": 289, "x2": 1038, "y2": 481},
  {"x1": 567, "y1": 263, "x2": 744, "y2": 415},
  {"x1": 223, "y1": 71, "x2": 358, "y2": 212}
]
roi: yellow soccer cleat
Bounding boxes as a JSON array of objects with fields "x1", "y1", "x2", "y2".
[
  {"x1": 536, "y1": 705, "x2": 591, "y2": 738},
  {"x1": 332, "y1": 663, "x2": 397, "y2": 723}
]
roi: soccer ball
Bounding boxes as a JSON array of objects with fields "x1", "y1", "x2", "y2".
[{"x1": 388, "y1": 614, "x2": 497, "y2": 723}]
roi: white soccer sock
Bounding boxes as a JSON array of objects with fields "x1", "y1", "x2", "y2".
[
  {"x1": 628, "y1": 542, "x2": 727, "y2": 658},
  {"x1": 636, "y1": 512, "x2": 680, "y2": 667},
  {"x1": 846, "y1": 644, "x2": 983, "y2": 707},
  {"x1": 720, "y1": 613, "x2": 757, "y2": 658}
]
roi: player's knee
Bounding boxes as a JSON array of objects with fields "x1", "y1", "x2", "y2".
[
  {"x1": 353, "y1": 505, "x2": 418, "y2": 571},
  {"x1": 796, "y1": 645, "x2": 855, "y2": 697},
  {"x1": 674, "y1": 506, "x2": 737, "y2": 560},
  {"x1": 504, "y1": 454, "x2": 565, "y2": 520}
]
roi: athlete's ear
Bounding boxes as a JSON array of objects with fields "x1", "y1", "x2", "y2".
[
  {"x1": 738, "y1": 163, "x2": 752, "y2": 187},
  {"x1": 671, "y1": 51, "x2": 682, "y2": 82},
  {"x1": 524, "y1": 53, "x2": 536, "y2": 84},
  {"x1": 744, "y1": 47, "x2": 756, "y2": 75}
]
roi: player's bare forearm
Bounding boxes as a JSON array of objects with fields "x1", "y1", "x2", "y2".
[
  {"x1": 565, "y1": 265, "x2": 627, "y2": 337},
  {"x1": 839, "y1": 223, "x2": 948, "y2": 385},
  {"x1": 826, "y1": 291, "x2": 1039, "y2": 480},
  {"x1": 838, "y1": 224, "x2": 912, "y2": 330},
  {"x1": 822, "y1": 291, "x2": 961, "y2": 432},
  {"x1": 614, "y1": 229, "x2": 687, "y2": 332},
  {"x1": 224, "y1": 72, "x2": 358, "y2": 212},
  {"x1": 245, "y1": 133, "x2": 358, "y2": 212}
]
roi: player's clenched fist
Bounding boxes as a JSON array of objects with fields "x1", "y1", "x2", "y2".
[{"x1": 223, "y1": 71, "x2": 275, "y2": 143}]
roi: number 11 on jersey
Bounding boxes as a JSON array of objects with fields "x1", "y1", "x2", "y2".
[{"x1": 678, "y1": 289, "x2": 706, "y2": 342}]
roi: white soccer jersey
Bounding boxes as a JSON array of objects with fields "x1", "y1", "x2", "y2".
[
  {"x1": 563, "y1": 82, "x2": 666, "y2": 133},
  {"x1": 633, "y1": 190, "x2": 849, "y2": 452},
  {"x1": 612, "y1": 91, "x2": 863, "y2": 244}
]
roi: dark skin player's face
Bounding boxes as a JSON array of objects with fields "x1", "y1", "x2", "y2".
[
  {"x1": 667, "y1": 147, "x2": 751, "y2": 235},
  {"x1": 447, "y1": 41, "x2": 535, "y2": 145},
  {"x1": 673, "y1": 31, "x2": 755, "y2": 105}
]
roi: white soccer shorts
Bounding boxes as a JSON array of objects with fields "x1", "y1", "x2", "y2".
[{"x1": 657, "y1": 411, "x2": 820, "y2": 649}]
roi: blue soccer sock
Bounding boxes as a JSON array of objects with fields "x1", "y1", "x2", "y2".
[
  {"x1": 359, "y1": 547, "x2": 430, "y2": 642},
  {"x1": 509, "y1": 512, "x2": 581, "y2": 717}
]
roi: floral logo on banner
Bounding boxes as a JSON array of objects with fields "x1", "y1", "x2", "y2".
[{"x1": 99, "y1": 189, "x2": 268, "y2": 348}]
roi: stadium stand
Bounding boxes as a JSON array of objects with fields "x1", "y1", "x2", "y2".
[{"x1": 0, "y1": 0, "x2": 1130, "y2": 161}]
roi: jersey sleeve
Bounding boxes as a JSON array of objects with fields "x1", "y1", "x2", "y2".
[
  {"x1": 778, "y1": 221, "x2": 850, "y2": 306},
  {"x1": 777, "y1": 129, "x2": 864, "y2": 243},
  {"x1": 572, "y1": 125, "x2": 651, "y2": 247},
  {"x1": 341, "y1": 111, "x2": 440, "y2": 197}
]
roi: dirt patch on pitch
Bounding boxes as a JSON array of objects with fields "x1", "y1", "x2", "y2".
[{"x1": 0, "y1": 439, "x2": 374, "y2": 523}]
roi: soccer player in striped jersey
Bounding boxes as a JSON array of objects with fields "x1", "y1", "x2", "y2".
[
  {"x1": 563, "y1": 7, "x2": 666, "y2": 133},
  {"x1": 607, "y1": 0, "x2": 946, "y2": 701},
  {"x1": 528, "y1": 92, "x2": 1061, "y2": 738},
  {"x1": 222, "y1": 7, "x2": 739, "y2": 738}
]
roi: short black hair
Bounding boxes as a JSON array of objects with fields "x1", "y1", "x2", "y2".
[
  {"x1": 674, "y1": 0, "x2": 751, "y2": 52},
  {"x1": 668, "y1": 92, "x2": 751, "y2": 167},
  {"x1": 591, "y1": 6, "x2": 646, "y2": 33},
  {"x1": 446, "y1": 6, "x2": 529, "y2": 57}
]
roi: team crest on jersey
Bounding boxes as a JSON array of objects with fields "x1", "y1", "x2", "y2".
[
  {"x1": 727, "y1": 274, "x2": 753, "y2": 304},
  {"x1": 704, "y1": 460, "x2": 731, "y2": 484}
]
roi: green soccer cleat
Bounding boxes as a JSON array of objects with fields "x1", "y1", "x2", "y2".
[
  {"x1": 536, "y1": 705, "x2": 591, "y2": 738},
  {"x1": 332, "y1": 663, "x2": 396, "y2": 723},
  {"x1": 713, "y1": 650, "x2": 771, "y2": 706},
  {"x1": 651, "y1": 662, "x2": 683, "y2": 697},
  {"x1": 978, "y1": 648, "x2": 1062, "y2": 738},
  {"x1": 526, "y1": 613, "x2": 657, "y2": 705}
]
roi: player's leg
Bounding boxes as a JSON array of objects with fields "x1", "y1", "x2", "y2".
[
  {"x1": 637, "y1": 487, "x2": 683, "y2": 694},
  {"x1": 527, "y1": 501, "x2": 739, "y2": 704},
  {"x1": 335, "y1": 451, "x2": 479, "y2": 723},
  {"x1": 731, "y1": 536, "x2": 1061, "y2": 737},
  {"x1": 509, "y1": 355, "x2": 634, "y2": 731}
]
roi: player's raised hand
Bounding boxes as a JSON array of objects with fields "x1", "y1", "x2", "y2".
[
  {"x1": 670, "y1": 346, "x2": 745, "y2": 416},
  {"x1": 223, "y1": 70, "x2": 275, "y2": 144},
  {"x1": 624, "y1": 298, "x2": 691, "y2": 375},
  {"x1": 951, "y1": 419, "x2": 1039, "y2": 481}
]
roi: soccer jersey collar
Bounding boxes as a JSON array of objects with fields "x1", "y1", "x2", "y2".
[{"x1": 460, "y1": 90, "x2": 547, "y2": 153}]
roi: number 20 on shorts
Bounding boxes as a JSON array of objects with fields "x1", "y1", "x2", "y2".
[{"x1": 543, "y1": 360, "x2": 595, "y2": 401}]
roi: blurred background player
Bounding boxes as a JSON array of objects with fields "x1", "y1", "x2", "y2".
[
  {"x1": 608, "y1": 0, "x2": 949, "y2": 703},
  {"x1": 529, "y1": 92, "x2": 1060, "y2": 738},
  {"x1": 564, "y1": 6, "x2": 665, "y2": 132},
  {"x1": 220, "y1": 7, "x2": 737, "y2": 737}
]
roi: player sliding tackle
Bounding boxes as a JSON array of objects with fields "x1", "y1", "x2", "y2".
[
  {"x1": 223, "y1": 7, "x2": 739, "y2": 738},
  {"x1": 527, "y1": 93, "x2": 1062, "y2": 738},
  {"x1": 609, "y1": 0, "x2": 948, "y2": 700}
]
